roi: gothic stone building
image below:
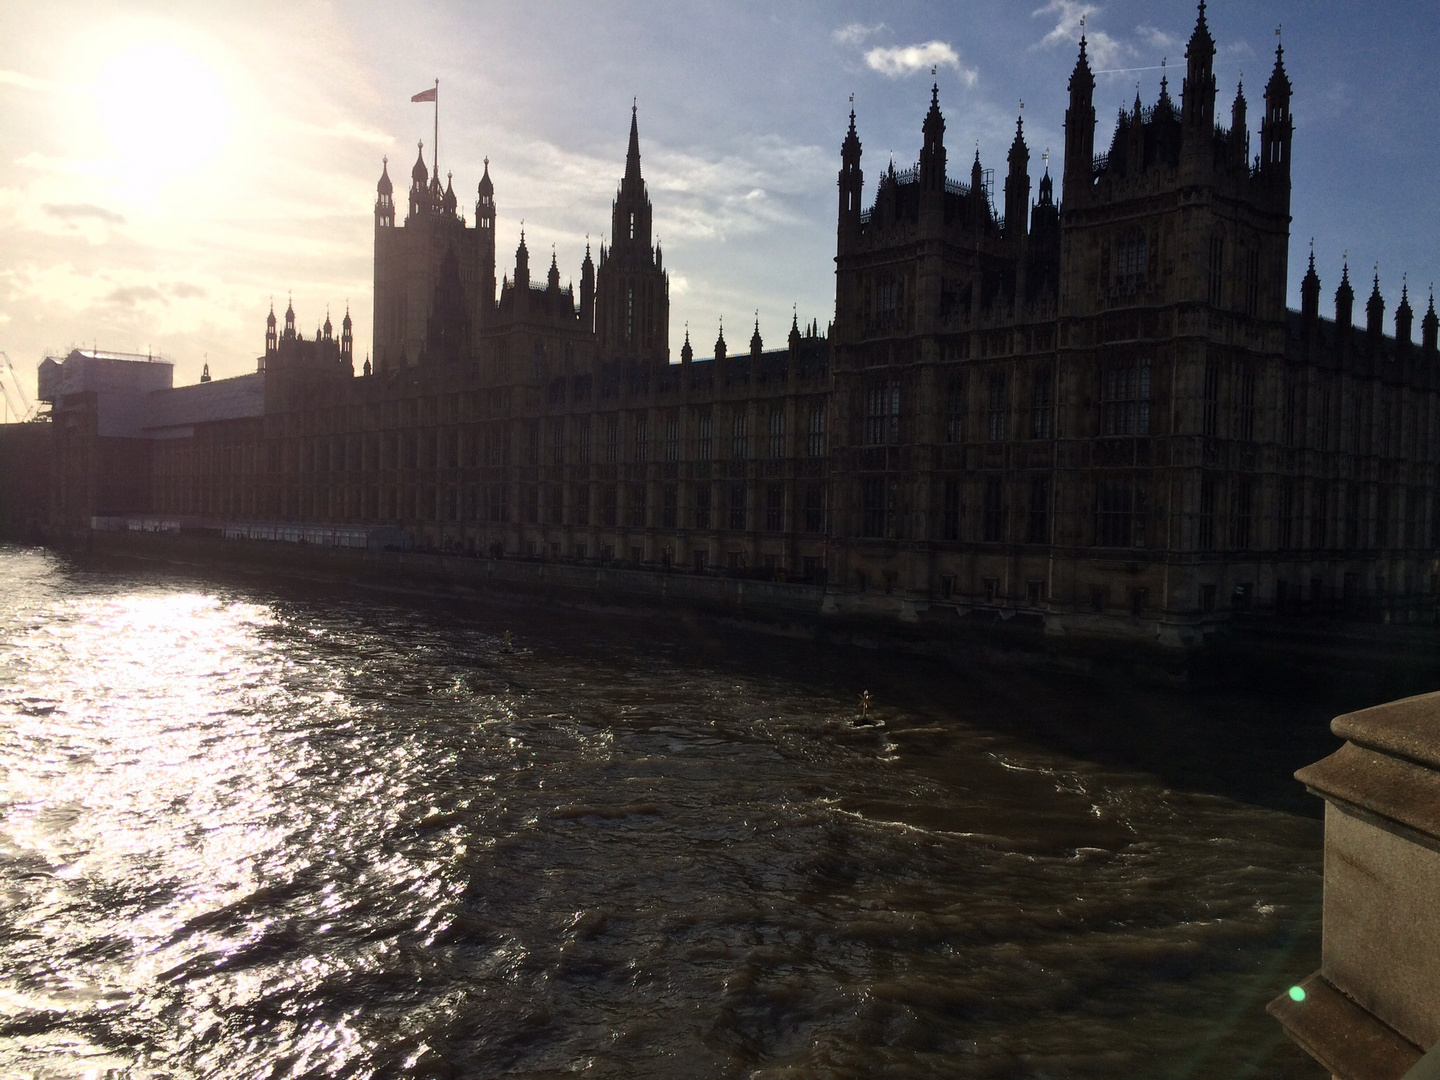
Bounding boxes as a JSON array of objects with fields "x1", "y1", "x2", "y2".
[{"x1": 41, "y1": 4, "x2": 1440, "y2": 640}]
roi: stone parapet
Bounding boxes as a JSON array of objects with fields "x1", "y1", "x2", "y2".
[{"x1": 1270, "y1": 691, "x2": 1440, "y2": 1078}]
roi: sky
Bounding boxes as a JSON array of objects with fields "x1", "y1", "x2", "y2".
[{"x1": 1, "y1": 1, "x2": 1436, "y2": 409}]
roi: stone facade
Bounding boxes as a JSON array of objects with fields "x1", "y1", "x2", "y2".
[{"x1": 35, "y1": 3, "x2": 1440, "y2": 638}]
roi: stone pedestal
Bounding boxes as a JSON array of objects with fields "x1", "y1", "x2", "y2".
[{"x1": 1269, "y1": 691, "x2": 1440, "y2": 1079}]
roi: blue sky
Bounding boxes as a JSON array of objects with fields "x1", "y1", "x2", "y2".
[{"x1": 0, "y1": 1, "x2": 1436, "y2": 402}]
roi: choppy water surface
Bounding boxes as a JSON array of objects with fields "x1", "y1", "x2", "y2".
[{"x1": 0, "y1": 545, "x2": 1332, "y2": 1078}]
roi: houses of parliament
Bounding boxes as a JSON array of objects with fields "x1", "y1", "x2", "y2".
[{"x1": 37, "y1": 4, "x2": 1440, "y2": 641}]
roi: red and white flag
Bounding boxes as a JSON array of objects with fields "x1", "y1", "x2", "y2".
[{"x1": 411, "y1": 87, "x2": 436, "y2": 103}]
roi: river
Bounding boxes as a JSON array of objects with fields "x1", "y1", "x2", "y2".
[{"x1": 0, "y1": 543, "x2": 1346, "y2": 1078}]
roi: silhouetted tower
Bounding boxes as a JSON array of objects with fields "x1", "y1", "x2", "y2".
[
  {"x1": 1230, "y1": 82, "x2": 1249, "y2": 171},
  {"x1": 580, "y1": 242, "x2": 595, "y2": 334},
  {"x1": 1366, "y1": 273, "x2": 1385, "y2": 358},
  {"x1": 1004, "y1": 114, "x2": 1029, "y2": 246},
  {"x1": 1396, "y1": 281, "x2": 1414, "y2": 359},
  {"x1": 1260, "y1": 42, "x2": 1293, "y2": 182},
  {"x1": 408, "y1": 143, "x2": 428, "y2": 221},
  {"x1": 475, "y1": 158, "x2": 496, "y2": 316},
  {"x1": 375, "y1": 157, "x2": 394, "y2": 229},
  {"x1": 266, "y1": 301, "x2": 278, "y2": 355},
  {"x1": 919, "y1": 83, "x2": 946, "y2": 195},
  {"x1": 341, "y1": 306, "x2": 353, "y2": 365},
  {"x1": 1335, "y1": 262, "x2": 1355, "y2": 357},
  {"x1": 284, "y1": 297, "x2": 296, "y2": 341},
  {"x1": 1181, "y1": 3, "x2": 1217, "y2": 145},
  {"x1": 1062, "y1": 33, "x2": 1095, "y2": 203},
  {"x1": 838, "y1": 106, "x2": 863, "y2": 251},
  {"x1": 595, "y1": 105, "x2": 668, "y2": 361},
  {"x1": 1301, "y1": 245, "x2": 1321, "y2": 336},
  {"x1": 1422, "y1": 289, "x2": 1439, "y2": 359}
]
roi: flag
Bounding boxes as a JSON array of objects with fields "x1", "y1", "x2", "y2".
[{"x1": 411, "y1": 87, "x2": 436, "y2": 103}]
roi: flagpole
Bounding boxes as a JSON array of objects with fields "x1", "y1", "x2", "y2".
[{"x1": 432, "y1": 78, "x2": 439, "y2": 182}]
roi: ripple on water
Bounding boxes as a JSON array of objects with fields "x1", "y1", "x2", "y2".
[{"x1": 0, "y1": 545, "x2": 1324, "y2": 1078}]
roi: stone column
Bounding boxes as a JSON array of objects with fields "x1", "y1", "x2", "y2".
[{"x1": 1269, "y1": 691, "x2": 1440, "y2": 1079}]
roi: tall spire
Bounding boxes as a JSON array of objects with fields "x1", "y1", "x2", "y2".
[
  {"x1": 1182, "y1": 0, "x2": 1217, "y2": 134},
  {"x1": 625, "y1": 100, "x2": 642, "y2": 184},
  {"x1": 1063, "y1": 28, "x2": 1096, "y2": 202}
]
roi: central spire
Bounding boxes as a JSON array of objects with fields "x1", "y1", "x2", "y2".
[{"x1": 625, "y1": 100, "x2": 642, "y2": 184}]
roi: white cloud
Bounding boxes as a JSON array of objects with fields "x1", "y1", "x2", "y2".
[
  {"x1": 832, "y1": 22, "x2": 886, "y2": 47},
  {"x1": 864, "y1": 41, "x2": 975, "y2": 85},
  {"x1": 1136, "y1": 25, "x2": 1180, "y2": 52},
  {"x1": 1032, "y1": 1, "x2": 1127, "y2": 70}
]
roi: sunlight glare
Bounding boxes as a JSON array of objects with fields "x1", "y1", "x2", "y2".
[{"x1": 95, "y1": 40, "x2": 235, "y2": 199}]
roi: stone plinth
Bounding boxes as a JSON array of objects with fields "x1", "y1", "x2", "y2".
[{"x1": 1269, "y1": 691, "x2": 1440, "y2": 1079}]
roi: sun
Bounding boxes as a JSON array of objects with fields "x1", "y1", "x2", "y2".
[{"x1": 95, "y1": 40, "x2": 235, "y2": 200}]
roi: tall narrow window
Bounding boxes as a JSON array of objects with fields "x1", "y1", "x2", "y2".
[
  {"x1": 665, "y1": 415, "x2": 679, "y2": 462},
  {"x1": 1203, "y1": 360, "x2": 1220, "y2": 438},
  {"x1": 552, "y1": 418, "x2": 565, "y2": 465},
  {"x1": 946, "y1": 373, "x2": 967, "y2": 442},
  {"x1": 1117, "y1": 230, "x2": 1147, "y2": 289},
  {"x1": 1097, "y1": 479, "x2": 1145, "y2": 547},
  {"x1": 1317, "y1": 383, "x2": 1331, "y2": 451},
  {"x1": 1028, "y1": 477, "x2": 1051, "y2": 544},
  {"x1": 1278, "y1": 483, "x2": 1295, "y2": 550},
  {"x1": 987, "y1": 375, "x2": 1007, "y2": 442},
  {"x1": 1229, "y1": 480, "x2": 1253, "y2": 549},
  {"x1": 765, "y1": 485, "x2": 783, "y2": 531},
  {"x1": 1198, "y1": 478, "x2": 1216, "y2": 550},
  {"x1": 942, "y1": 478, "x2": 962, "y2": 540},
  {"x1": 728, "y1": 483, "x2": 747, "y2": 530},
  {"x1": 629, "y1": 212, "x2": 635, "y2": 240},
  {"x1": 1031, "y1": 365, "x2": 1053, "y2": 440},
  {"x1": 804, "y1": 483, "x2": 825, "y2": 533},
  {"x1": 768, "y1": 410, "x2": 785, "y2": 459},
  {"x1": 983, "y1": 477, "x2": 1005, "y2": 541},
  {"x1": 1236, "y1": 366, "x2": 1256, "y2": 442},
  {"x1": 1102, "y1": 359, "x2": 1151, "y2": 436},
  {"x1": 864, "y1": 381, "x2": 900, "y2": 445},
  {"x1": 731, "y1": 411, "x2": 748, "y2": 459},
  {"x1": 604, "y1": 415, "x2": 619, "y2": 463},
  {"x1": 634, "y1": 416, "x2": 648, "y2": 462},
  {"x1": 577, "y1": 417, "x2": 592, "y2": 464},
  {"x1": 1244, "y1": 248, "x2": 1261, "y2": 316},
  {"x1": 694, "y1": 484, "x2": 711, "y2": 529},
  {"x1": 862, "y1": 478, "x2": 887, "y2": 538},
  {"x1": 808, "y1": 405, "x2": 826, "y2": 457},
  {"x1": 697, "y1": 410, "x2": 712, "y2": 461},
  {"x1": 1208, "y1": 235, "x2": 1224, "y2": 307}
]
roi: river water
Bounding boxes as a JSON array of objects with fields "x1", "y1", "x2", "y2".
[{"x1": 0, "y1": 544, "x2": 1342, "y2": 1078}]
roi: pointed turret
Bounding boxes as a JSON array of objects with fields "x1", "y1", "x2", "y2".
[
  {"x1": 1004, "y1": 113, "x2": 1029, "y2": 243},
  {"x1": 265, "y1": 300, "x2": 278, "y2": 354},
  {"x1": 548, "y1": 248, "x2": 561, "y2": 292},
  {"x1": 341, "y1": 304, "x2": 353, "y2": 364},
  {"x1": 1301, "y1": 243, "x2": 1321, "y2": 328},
  {"x1": 323, "y1": 309, "x2": 333, "y2": 341},
  {"x1": 715, "y1": 320, "x2": 727, "y2": 364},
  {"x1": 443, "y1": 172, "x2": 457, "y2": 215},
  {"x1": 284, "y1": 296, "x2": 296, "y2": 340},
  {"x1": 838, "y1": 104, "x2": 864, "y2": 251},
  {"x1": 1230, "y1": 81, "x2": 1249, "y2": 171},
  {"x1": 681, "y1": 325, "x2": 693, "y2": 365},
  {"x1": 1367, "y1": 271, "x2": 1386, "y2": 356},
  {"x1": 1063, "y1": 31, "x2": 1096, "y2": 203},
  {"x1": 1260, "y1": 39, "x2": 1293, "y2": 187},
  {"x1": 515, "y1": 228, "x2": 530, "y2": 291},
  {"x1": 789, "y1": 308, "x2": 802, "y2": 351},
  {"x1": 750, "y1": 316, "x2": 763, "y2": 357},
  {"x1": 375, "y1": 157, "x2": 394, "y2": 229},
  {"x1": 625, "y1": 101, "x2": 642, "y2": 185},
  {"x1": 1181, "y1": 1, "x2": 1216, "y2": 134},
  {"x1": 580, "y1": 240, "x2": 595, "y2": 332},
  {"x1": 1397, "y1": 279, "x2": 1414, "y2": 357},
  {"x1": 408, "y1": 142, "x2": 429, "y2": 219},
  {"x1": 1336, "y1": 262, "x2": 1354, "y2": 337},
  {"x1": 919, "y1": 82, "x2": 946, "y2": 195},
  {"x1": 1422, "y1": 288, "x2": 1438, "y2": 358},
  {"x1": 200, "y1": 362, "x2": 210, "y2": 383},
  {"x1": 970, "y1": 147, "x2": 986, "y2": 228},
  {"x1": 475, "y1": 157, "x2": 496, "y2": 317}
]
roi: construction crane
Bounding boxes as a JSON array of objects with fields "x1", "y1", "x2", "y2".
[{"x1": 0, "y1": 352, "x2": 37, "y2": 423}]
